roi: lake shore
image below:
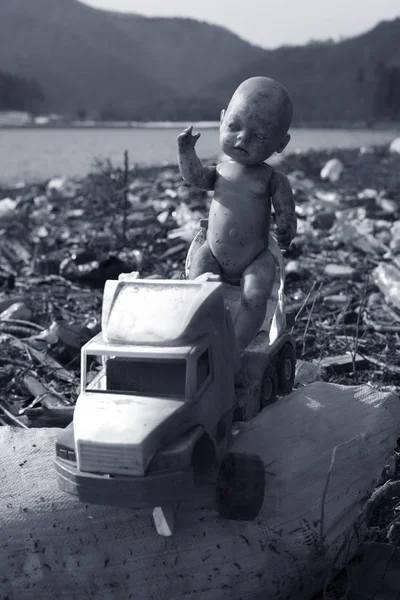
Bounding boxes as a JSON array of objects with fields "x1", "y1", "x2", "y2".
[
  {"x1": 1, "y1": 127, "x2": 399, "y2": 186},
  {"x1": 0, "y1": 120, "x2": 399, "y2": 130}
]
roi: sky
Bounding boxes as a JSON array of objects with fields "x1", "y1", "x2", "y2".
[{"x1": 82, "y1": 0, "x2": 400, "y2": 49}]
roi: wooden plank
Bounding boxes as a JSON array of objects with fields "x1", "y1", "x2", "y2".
[{"x1": 0, "y1": 382, "x2": 399, "y2": 600}]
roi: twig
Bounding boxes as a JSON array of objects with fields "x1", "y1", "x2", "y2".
[
  {"x1": 122, "y1": 149, "x2": 129, "y2": 245},
  {"x1": 301, "y1": 282, "x2": 322, "y2": 358},
  {"x1": 0, "y1": 402, "x2": 29, "y2": 429},
  {"x1": 361, "y1": 353, "x2": 400, "y2": 375},
  {"x1": 0, "y1": 319, "x2": 44, "y2": 331},
  {"x1": 294, "y1": 281, "x2": 317, "y2": 323},
  {"x1": 319, "y1": 445, "x2": 338, "y2": 549},
  {"x1": 289, "y1": 281, "x2": 344, "y2": 319},
  {"x1": 23, "y1": 373, "x2": 74, "y2": 406},
  {"x1": 364, "y1": 313, "x2": 400, "y2": 333},
  {"x1": 9, "y1": 337, "x2": 76, "y2": 383},
  {"x1": 352, "y1": 275, "x2": 369, "y2": 374}
]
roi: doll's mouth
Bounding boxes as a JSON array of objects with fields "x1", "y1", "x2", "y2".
[{"x1": 233, "y1": 145, "x2": 248, "y2": 154}]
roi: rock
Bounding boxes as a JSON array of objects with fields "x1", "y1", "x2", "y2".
[
  {"x1": 377, "y1": 197, "x2": 398, "y2": 215},
  {"x1": 311, "y1": 210, "x2": 336, "y2": 230},
  {"x1": 389, "y1": 137, "x2": 400, "y2": 154},
  {"x1": 314, "y1": 190, "x2": 343, "y2": 206},
  {"x1": 320, "y1": 158, "x2": 344, "y2": 182},
  {"x1": 285, "y1": 260, "x2": 309, "y2": 281},
  {"x1": 157, "y1": 210, "x2": 170, "y2": 224},
  {"x1": 358, "y1": 188, "x2": 378, "y2": 201},
  {"x1": 46, "y1": 177, "x2": 78, "y2": 200}
]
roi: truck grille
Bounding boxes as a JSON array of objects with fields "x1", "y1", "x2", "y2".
[{"x1": 77, "y1": 442, "x2": 143, "y2": 476}]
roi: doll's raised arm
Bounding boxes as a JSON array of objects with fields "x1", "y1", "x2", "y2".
[{"x1": 177, "y1": 126, "x2": 216, "y2": 191}]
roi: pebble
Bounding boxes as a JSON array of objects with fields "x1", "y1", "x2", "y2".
[{"x1": 311, "y1": 210, "x2": 336, "y2": 230}]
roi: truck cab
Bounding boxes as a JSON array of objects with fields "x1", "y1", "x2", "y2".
[{"x1": 55, "y1": 276, "x2": 237, "y2": 508}]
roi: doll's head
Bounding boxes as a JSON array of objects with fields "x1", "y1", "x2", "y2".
[{"x1": 219, "y1": 76, "x2": 293, "y2": 164}]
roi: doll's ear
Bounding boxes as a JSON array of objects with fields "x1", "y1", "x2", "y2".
[
  {"x1": 220, "y1": 109, "x2": 225, "y2": 124},
  {"x1": 277, "y1": 133, "x2": 290, "y2": 154}
]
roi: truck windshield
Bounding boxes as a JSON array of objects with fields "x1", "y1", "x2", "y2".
[{"x1": 86, "y1": 357, "x2": 186, "y2": 399}]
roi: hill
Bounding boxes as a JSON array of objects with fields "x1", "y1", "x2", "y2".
[
  {"x1": 0, "y1": 0, "x2": 399, "y2": 123},
  {"x1": 0, "y1": 0, "x2": 265, "y2": 118},
  {"x1": 195, "y1": 18, "x2": 400, "y2": 124}
]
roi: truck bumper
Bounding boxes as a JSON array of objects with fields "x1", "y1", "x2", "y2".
[{"x1": 55, "y1": 458, "x2": 195, "y2": 508}]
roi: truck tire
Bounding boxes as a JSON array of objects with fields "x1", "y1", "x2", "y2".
[
  {"x1": 216, "y1": 452, "x2": 265, "y2": 521},
  {"x1": 277, "y1": 342, "x2": 296, "y2": 395},
  {"x1": 260, "y1": 363, "x2": 278, "y2": 408}
]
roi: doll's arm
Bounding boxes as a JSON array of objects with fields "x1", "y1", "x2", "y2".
[
  {"x1": 177, "y1": 126, "x2": 216, "y2": 190},
  {"x1": 271, "y1": 170, "x2": 297, "y2": 250}
]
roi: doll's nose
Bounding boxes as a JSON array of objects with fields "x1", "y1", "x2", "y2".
[{"x1": 235, "y1": 131, "x2": 248, "y2": 146}]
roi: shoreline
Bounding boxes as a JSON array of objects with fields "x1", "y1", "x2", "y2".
[
  {"x1": 0, "y1": 121, "x2": 399, "y2": 131},
  {"x1": 0, "y1": 142, "x2": 398, "y2": 189}
]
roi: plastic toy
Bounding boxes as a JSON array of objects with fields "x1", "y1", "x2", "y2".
[
  {"x1": 55, "y1": 239, "x2": 295, "y2": 535},
  {"x1": 55, "y1": 76, "x2": 298, "y2": 535},
  {"x1": 178, "y1": 76, "x2": 296, "y2": 369}
]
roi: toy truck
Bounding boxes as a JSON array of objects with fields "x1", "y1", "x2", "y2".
[{"x1": 55, "y1": 229, "x2": 296, "y2": 535}]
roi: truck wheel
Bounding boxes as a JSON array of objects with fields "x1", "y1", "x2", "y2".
[
  {"x1": 216, "y1": 452, "x2": 265, "y2": 521},
  {"x1": 277, "y1": 342, "x2": 296, "y2": 395},
  {"x1": 260, "y1": 363, "x2": 278, "y2": 408}
]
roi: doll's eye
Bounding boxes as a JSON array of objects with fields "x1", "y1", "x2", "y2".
[
  {"x1": 228, "y1": 122, "x2": 238, "y2": 131},
  {"x1": 254, "y1": 133, "x2": 267, "y2": 140}
]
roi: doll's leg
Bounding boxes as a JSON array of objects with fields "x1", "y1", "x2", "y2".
[
  {"x1": 187, "y1": 240, "x2": 222, "y2": 280},
  {"x1": 234, "y1": 248, "x2": 276, "y2": 353}
]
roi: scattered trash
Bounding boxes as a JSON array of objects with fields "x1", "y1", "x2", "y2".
[
  {"x1": 294, "y1": 360, "x2": 322, "y2": 386},
  {"x1": 59, "y1": 250, "x2": 142, "y2": 287},
  {"x1": 323, "y1": 264, "x2": 357, "y2": 279},
  {"x1": 0, "y1": 302, "x2": 32, "y2": 321},
  {"x1": 46, "y1": 177, "x2": 79, "y2": 200},
  {"x1": 320, "y1": 158, "x2": 344, "y2": 182},
  {"x1": 320, "y1": 352, "x2": 369, "y2": 374},
  {"x1": 389, "y1": 136, "x2": 400, "y2": 155},
  {"x1": 0, "y1": 145, "x2": 399, "y2": 432},
  {"x1": 0, "y1": 197, "x2": 17, "y2": 223},
  {"x1": 372, "y1": 263, "x2": 400, "y2": 311}
]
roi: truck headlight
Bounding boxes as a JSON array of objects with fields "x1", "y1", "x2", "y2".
[{"x1": 57, "y1": 446, "x2": 76, "y2": 462}]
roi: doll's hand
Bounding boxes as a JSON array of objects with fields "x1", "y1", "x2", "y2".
[
  {"x1": 177, "y1": 125, "x2": 201, "y2": 152},
  {"x1": 277, "y1": 229, "x2": 292, "y2": 250}
]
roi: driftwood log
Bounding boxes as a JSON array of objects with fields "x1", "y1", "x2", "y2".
[{"x1": 0, "y1": 381, "x2": 399, "y2": 600}]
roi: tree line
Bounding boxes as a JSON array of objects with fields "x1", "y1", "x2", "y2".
[{"x1": 0, "y1": 71, "x2": 45, "y2": 113}]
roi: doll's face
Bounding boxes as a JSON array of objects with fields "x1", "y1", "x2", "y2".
[{"x1": 219, "y1": 79, "x2": 292, "y2": 165}]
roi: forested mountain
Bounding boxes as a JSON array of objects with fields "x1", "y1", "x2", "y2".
[{"x1": 0, "y1": 0, "x2": 398, "y2": 123}]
